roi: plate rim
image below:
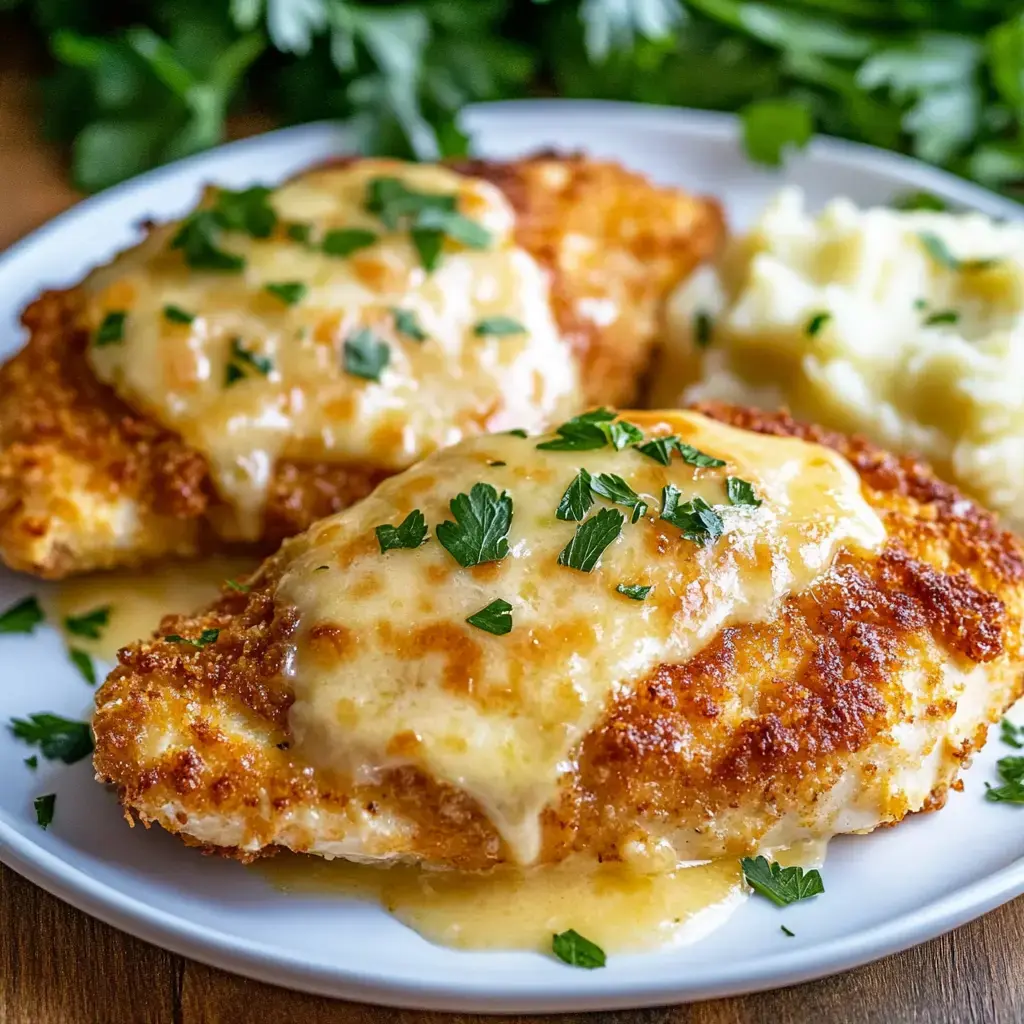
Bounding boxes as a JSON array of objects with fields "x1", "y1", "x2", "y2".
[{"x1": 0, "y1": 98, "x2": 1022, "y2": 1011}]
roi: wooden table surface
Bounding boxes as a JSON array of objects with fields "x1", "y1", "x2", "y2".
[{"x1": 1, "y1": 57, "x2": 1023, "y2": 1024}]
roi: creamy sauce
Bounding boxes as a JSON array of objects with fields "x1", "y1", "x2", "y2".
[
  {"x1": 276, "y1": 410, "x2": 885, "y2": 864},
  {"x1": 49, "y1": 555, "x2": 255, "y2": 660},
  {"x1": 257, "y1": 840, "x2": 827, "y2": 954},
  {"x1": 82, "y1": 160, "x2": 579, "y2": 539}
]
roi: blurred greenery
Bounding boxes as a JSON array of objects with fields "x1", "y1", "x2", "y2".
[{"x1": 1, "y1": 0, "x2": 1022, "y2": 197}]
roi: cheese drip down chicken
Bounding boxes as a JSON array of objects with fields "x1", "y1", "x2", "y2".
[
  {"x1": 0, "y1": 155, "x2": 723, "y2": 578},
  {"x1": 93, "y1": 406, "x2": 1024, "y2": 869}
]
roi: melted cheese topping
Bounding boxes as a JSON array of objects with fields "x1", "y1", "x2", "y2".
[
  {"x1": 83, "y1": 160, "x2": 579, "y2": 539},
  {"x1": 277, "y1": 410, "x2": 885, "y2": 864}
]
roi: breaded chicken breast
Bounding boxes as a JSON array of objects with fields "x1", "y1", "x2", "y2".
[
  {"x1": 92, "y1": 405, "x2": 1024, "y2": 869},
  {"x1": 0, "y1": 155, "x2": 723, "y2": 578}
]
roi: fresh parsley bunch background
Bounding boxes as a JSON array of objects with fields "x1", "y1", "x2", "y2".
[{"x1": 1, "y1": 0, "x2": 1022, "y2": 198}]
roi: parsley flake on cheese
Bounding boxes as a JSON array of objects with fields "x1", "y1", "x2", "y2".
[
  {"x1": 322, "y1": 228, "x2": 378, "y2": 257},
  {"x1": 163, "y1": 304, "x2": 195, "y2": 324},
  {"x1": 436, "y1": 483, "x2": 513, "y2": 568},
  {"x1": 264, "y1": 281, "x2": 307, "y2": 306},
  {"x1": 616, "y1": 583, "x2": 652, "y2": 600},
  {"x1": 556, "y1": 469, "x2": 594, "y2": 522},
  {"x1": 552, "y1": 929, "x2": 606, "y2": 969},
  {"x1": 466, "y1": 599, "x2": 513, "y2": 636},
  {"x1": 95, "y1": 311, "x2": 127, "y2": 347},
  {"x1": 635, "y1": 435, "x2": 679, "y2": 466},
  {"x1": 376, "y1": 510, "x2": 429, "y2": 553},
  {"x1": 726, "y1": 477, "x2": 762, "y2": 508},
  {"x1": 171, "y1": 210, "x2": 246, "y2": 272},
  {"x1": 661, "y1": 485, "x2": 724, "y2": 543},
  {"x1": 590, "y1": 472, "x2": 648, "y2": 522},
  {"x1": 918, "y1": 231, "x2": 999, "y2": 273},
  {"x1": 343, "y1": 328, "x2": 390, "y2": 382},
  {"x1": 473, "y1": 316, "x2": 526, "y2": 337},
  {"x1": 391, "y1": 307, "x2": 428, "y2": 342},
  {"x1": 805, "y1": 311, "x2": 831, "y2": 336},
  {"x1": 741, "y1": 855, "x2": 825, "y2": 906},
  {"x1": 676, "y1": 442, "x2": 726, "y2": 469},
  {"x1": 694, "y1": 310, "x2": 714, "y2": 348},
  {"x1": 558, "y1": 507, "x2": 624, "y2": 573},
  {"x1": 225, "y1": 338, "x2": 273, "y2": 385},
  {"x1": 537, "y1": 409, "x2": 642, "y2": 453},
  {"x1": 213, "y1": 186, "x2": 277, "y2": 238}
]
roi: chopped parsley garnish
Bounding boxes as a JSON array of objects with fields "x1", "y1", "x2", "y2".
[
  {"x1": 286, "y1": 222, "x2": 312, "y2": 244},
  {"x1": 171, "y1": 211, "x2": 246, "y2": 272},
  {"x1": 781, "y1": 925, "x2": 795, "y2": 937},
  {"x1": 465, "y1": 598, "x2": 513, "y2": 636},
  {"x1": 64, "y1": 605, "x2": 111, "y2": 640},
  {"x1": 985, "y1": 756, "x2": 1024, "y2": 803},
  {"x1": 366, "y1": 176, "x2": 456, "y2": 230},
  {"x1": 0, "y1": 595, "x2": 44, "y2": 634},
  {"x1": 590, "y1": 472, "x2": 648, "y2": 522},
  {"x1": 24, "y1": 755, "x2": 38, "y2": 770},
  {"x1": 314, "y1": 565, "x2": 329, "y2": 572},
  {"x1": 487, "y1": 460, "x2": 506, "y2": 468},
  {"x1": 556, "y1": 469, "x2": 594, "y2": 522},
  {"x1": 94, "y1": 311, "x2": 127, "y2": 347},
  {"x1": 694, "y1": 310, "x2": 714, "y2": 348},
  {"x1": 537, "y1": 409, "x2": 641, "y2": 453},
  {"x1": 918, "y1": 231, "x2": 999, "y2": 272},
  {"x1": 375, "y1": 509, "x2": 428, "y2": 553},
  {"x1": 726, "y1": 477, "x2": 762, "y2": 508},
  {"x1": 676, "y1": 442, "x2": 726, "y2": 469},
  {"x1": 1001, "y1": 719, "x2": 1023, "y2": 749},
  {"x1": 635, "y1": 435, "x2": 679, "y2": 466},
  {"x1": 164, "y1": 628, "x2": 220, "y2": 649},
  {"x1": 923, "y1": 309, "x2": 960, "y2": 326},
  {"x1": 506, "y1": 429, "x2": 528, "y2": 438},
  {"x1": 616, "y1": 583, "x2": 652, "y2": 600},
  {"x1": 264, "y1": 281, "x2": 307, "y2": 306},
  {"x1": 391, "y1": 307, "x2": 428, "y2": 342},
  {"x1": 163, "y1": 304, "x2": 195, "y2": 324},
  {"x1": 224, "y1": 579, "x2": 250, "y2": 593},
  {"x1": 913, "y1": 297, "x2": 929, "y2": 311},
  {"x1": 213, "y1": 186, "x2": 276, "y2": 238},
  {"x1": 552, "y1": 929, "x2": 606, "y2": 969},
  {"x1": 69, "y1": 648, "x2": 96, "y2": 686},
  {"x1": 10, "y1": 713, "x2": 93, "y2": 764},
  {"x1": 607, "y1": 420, "x2": 644, "y2": 450},
  {"x1": 661, "y1": 486, "x2": 724, "y2": 543},
  {"x1": 225, "y1": 338, "x2": 273, "y2": 385},
  {"x1": 473, "y1": 316, "x2": 526, "y2": 337},
  {"x1": 893, "y1": 191, "x2": 947, "y2": 212},
  {"x1": 805, "y1": 311, "x2": 831, "y2": 336},
  {"x1": 436, "y1": 483, "x2": 512, "y2": 568},
  {"x1": 322, "y1": 228, "x2": 378, "y2": 257},
  {"x1": 558, "y1": 508, "x2": 624, "y2": 573},
  {"x1": 34, "y1": 793, "x2": 56, "y2": 830},
  {"x1": 343, "y1": 328, "x2": 390, "y2": 382},
  {"x1": 741, "y1": 855, "x2": 825, "y2": 906}
]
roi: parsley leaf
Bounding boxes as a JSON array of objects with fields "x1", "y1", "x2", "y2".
[
  {"x1": 473, "y1": 316, "x2": 526, "y2": 337},
  {"x1": 741, "y1": 98, "x2": 813, "y2": 167},
  {"x1": 1001, "y1": 719, "x2": 1024, "y2": 749},
  {"x1": 64, "y1": 605, "x2": 111, "y2": 640},
  {"x1": 213, "y1": 186, "x2": 276, "y2": 238},
  {"x1": 894, "y1": 191, "x2": 947, "y2": 212},
  {"x1": 918, "y1": 232, "x2": 999, "y2": 272},
  {"x1": 635, "y1": 435, "x2": 678, "y2": 466},
  {"x1": 171, "y1": 211, "x2": 246, "y2": 272},
  {"x1": 69, "y1": 648, "x2": 96, "y2": 686},
  {"x1": 0, "y1": 596, "x2": 44, "y2": 635},
  {"x1": 376, "y1": 509, "x2": 428, "y2": 553},
  {"x1": 661, "y1": 486, "x2": 724, "y2": 543},
  {"x1": 343, "y1": 328, "x2": 390, "y2": 382},
  {"x1": 24, "y1": 755, "x2": 38, "y2": 770},
  {"x1": 413, "y1": 206, "x2": 491, "y2": 251},
  {"x1": 436, "y1": 483, "x2": 513, "y2": 568},
  {"x1": 322, "y1": 228, "x2": 378, "y2": 257},
  {"x1": 556, "y1": 469, "x2": 594, "y2": 522},
  {"x1": 225, "y1": 338, "x2": 273, "y2": 385},
  {"x1": 35, "y1": 793, "x2": 56, "y2": 830},
  {"x1": 607, "y1": 420, "x2": 644, "y2": 451},
  {"x1": 164, "y1": 628, "x2": 220, "y2": 649},
  {"x1": 10, "y1": 713, "x2": 93, "y2": 764},
  {"x1": 558, "y1": 507, "x2": 624, "y2": 573},
  {"x1": 95, "y1": 311, "x2": 127, "y2": 347},
  {"x1": 726, "y1": 477, "x2": 762, "y2": 508},
  {"x1": 805, "y1": 311, "x2": 831, "y2": 336},
  {"x1": 466, "y1": 598, "x2": 513, "y2": 636},
  {"x1": 741, "y1": 855, "x2": 825, "y2": 906},
  {"x1": 392, "y1": 307, "x2": 428, "y2": 342},
  {"x1": 537, "y1": 409, "x2": 642, "y2": 452},
  {"x1": 286, "y1": 223, "x2": 312, "y2": 245},
  {"x1": 365, "y1": 176, "x2": 456, "y2": 230},
  {"x1": 694, "y1": 311, "x2": 714, "y2": 348},
  {"x1": 224, "y1": 579, "x2": 251, "y2": 593},
  {"x1": 676, "y1": 443, "x2": 726, "y2": 469},
  {"x1": 264, "y1": 281, "x2": 307, "y2": 306},
  {"x1": 163, "y1": 304, "x2": 194, "y2": 324},
  {"x1": 590, "y1": 472, "x2": 648, "y2": 521},
  {"x1": 923, "y1": 309, "x2": 960, "y2": 326},
  {"x1": 552, "y1": 929, "x2": 606, "y2": 969},
  {"x1": 411, "y1": 227, "x2": 444, "y2": 271},
  {"x1": 616, "y1": 583, "x2": 652, "y2": 600},
  {"x1": 986, "y1": 755, "x2": 1024, "y2": 803},
  {"x1": 781, "y1": 925, "x2": 796, "y2": 937}
]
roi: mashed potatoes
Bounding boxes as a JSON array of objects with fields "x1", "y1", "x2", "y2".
[{"x1": 656, "y1": 188, "x2": 1024, "y2": 532}]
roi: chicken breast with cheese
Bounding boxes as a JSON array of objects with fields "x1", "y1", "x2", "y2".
[
  {"x1": 92, "y1": 405, "x2": 1024, "y2": 869},
  {"x1": 0, "y1": 155, "x2": 723, "y2": 578}
]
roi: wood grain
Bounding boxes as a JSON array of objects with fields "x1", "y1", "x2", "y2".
[{"x1": 1, "y1": 43, "x2": 1023, "y2": 1024}]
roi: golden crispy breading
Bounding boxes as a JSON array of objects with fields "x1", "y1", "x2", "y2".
[
  {"x1": 0, "y1": 155, "x2": 723, "y2": 578},
  {"x1": 92, "y1": 405, "x2": 1024, "y2": 869}
]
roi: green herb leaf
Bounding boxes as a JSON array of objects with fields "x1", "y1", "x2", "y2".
[
  {"x1": 171, "y1": 211, "x2": 246, "y2": 272},
  {"x1": 726, "y1": 477, "x2": 762, "y2": 508},
  {"x1": 411, "y1": 227, "x2": 445, "y2": 271},
  {"x1": 213, "y1": 185, "x2": 276, "y2": 238},
  {"x1": 473, "y1": 316, "x2": 526, "y2": 337},
  {"x1": 607, "y1": 420, "x2": 644, "y2": 451},
  {"x1": 163, "y1": 304, "x2": 195, "y2": 324},
  {"x1": 286, "y1": 223, "x2": 312, "y2": 245},
  {"x1": 805, "y1": 311, "x2": 831, "y2": 336},
  {"x1": 64, "y1": 605, "x2": 111, "y2": 640},
  {"x1": 741, "y1": 98, "x2": 813, "y2": 167},
  {"x1": 35, "y1": 793, "x2": 56, "y2": 830},
  {"x1": 24, "y1": 755, "x2": 38, "y2": 770},
  {"x1": 661, "y1": 486, "x2": 724, "y2": 543},
  {"x1": 365, "y1": 176, "x2": 456, "y2": 230},
  {"x1": 0, "y1": 596, "x2": 44, "y2": 635},
  {"x1": 264, "y1": 281, "x2": 307, "y2": 306},
  {"x1": 506, "y1": 429, "x2": 529, "y2": 439},
  {"x1": 436, "y1": 483, "x2": 513, "y2": 568},
  {"x1": 1001, "y1": 719, "x2": 1024, "y2": 749},
  {"x1": 552, "y1": 929, "x2": 606, "y2": 969},
  {"x1": 392, "y1": 307, "x2": 428, "y2": 342},
  {"x1": 986, "y1": 755, "x2": 1024, "y2": 803},
  {"x1": 376, "y1": 509, "x2": 429, "y2": 553},
  {"x1": 487, "y1": 460, "x2": 506, "y2": 467},
  {"x1": 694, "y1": 311, "x2": 714, "y2": 348},
  {"x1": 322, "y1": 228, "x2": 378, "y2": 257},
  {"x1": 225, "y1": 337, "x2": 273, "y2": 385},
  {"x1": 635, "y1": 435, "x2": 678, "y2": 466},
  {"x1": 69, "y1": 648, "x2": 96, "y2": 686},
  {"x1": 164, "y1": 628, "x2": 220, "y2": 649},
  {"x1": 225, "y1": 579, "x2": 251, "y2": 593},
  {"x1": 918, "y1": 231, "x2": 999, "y2": 272},
  {"x1": 741, "y1": 855, "x2": 825, "y2": 906},
  {"x1": 781, "y1": 925, "x2": 795, "y2": 937},
  {"x1": 95, "y1": 310, "x2": 127, "y2": 347},
  {"x1": 465, "y1": 598, "x2": 513, "y2": 636},
  {"x1": 923, "y1": 309, "x2": 960, "y2": 326},
  {"x1": 676, "y1": 442, "x2": 726, "y2": 469},
  {"x1": 556, "y1": 469, "x2": 594, "y2": 522},
  {"x1": 558, "y1": 507, "x2": 624, "y2": 573},
  {"x1": 414, "y1": 206, "x2": 492, "y2": 250},
  {"x1": 590, "y1": 472, "x2": 647, "y2": 520},
  {"x1": 537, "y1": 408, "x2": 618, "y2": 452},
  {"x1": 343, "y1": 328, "x2": 391, "y2": 382},
  {"x1": 10, "y1": 713, "x2": 93, "y2": 764},
  {"x1": 616, "y1": 583, "x2": 652, "y2": 600},
  {"x1": 893, "y1": 191, "x2": 948, "y2": 212}
]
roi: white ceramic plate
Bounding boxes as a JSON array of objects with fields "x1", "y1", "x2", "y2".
[{"x1": 0, "y1": 101, "x2": 1022, "y2": 1012}]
